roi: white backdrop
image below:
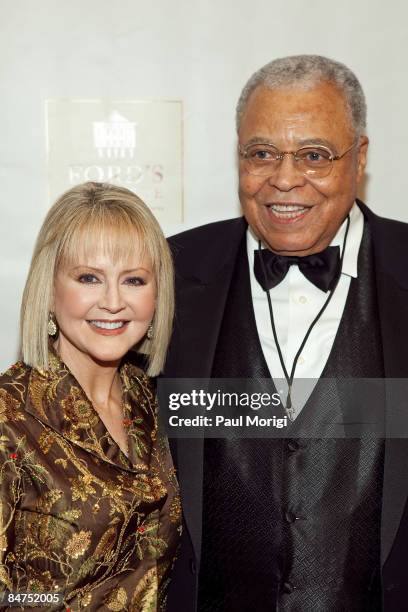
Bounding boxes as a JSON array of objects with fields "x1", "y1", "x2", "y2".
[{"x1": 1, "y1": 0, "x2": 407, "y2": 371}]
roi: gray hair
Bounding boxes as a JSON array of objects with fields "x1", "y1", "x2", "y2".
[{"x1": 236, "y1": 54, "x2": 367, "y2": 135}]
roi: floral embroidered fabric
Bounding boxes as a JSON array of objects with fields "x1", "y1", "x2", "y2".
[{"x1": 0, "y1": 351, "x2": 181, "y2": 611}]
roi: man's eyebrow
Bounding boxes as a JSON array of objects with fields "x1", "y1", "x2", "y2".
[
  {"x1": 297, "y1": 137, "x2": 335, "y2": 149},
  {"x1": 241, "y1": 136, "x2": 336, "y2": 150},
  {"x1": 241, "y1": 136, "x2": 276, "y2": 147}
]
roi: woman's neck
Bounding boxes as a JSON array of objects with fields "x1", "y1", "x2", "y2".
[{"x1": 54, "y1": 339, "x2": 123, "y2": 412}]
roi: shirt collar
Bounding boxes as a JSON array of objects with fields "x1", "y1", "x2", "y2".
[
  {"x1": 25, "y1": 345, "x2": 155, "y2": 473},
  {"x1": 247, "y1": 201, "x2": 364, "y2": 279}
]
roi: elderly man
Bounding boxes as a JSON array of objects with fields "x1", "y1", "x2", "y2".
[{"x1": 164, "y1": 56, "x2": 408, "y2": 611}]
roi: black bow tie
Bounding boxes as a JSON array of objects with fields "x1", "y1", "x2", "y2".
[{"x1": 254, "y1": 245, "x2": 341, "y2": 293}]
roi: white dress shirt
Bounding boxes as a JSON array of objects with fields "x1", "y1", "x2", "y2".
[{"x1": 247, "y1": 202, "x2": 364, "y2": 418}]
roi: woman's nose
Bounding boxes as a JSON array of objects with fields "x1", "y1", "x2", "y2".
[{"x1": 98, "y1": 283, "x2": 125, "y2": 312}]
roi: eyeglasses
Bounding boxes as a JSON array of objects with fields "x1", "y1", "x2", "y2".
[{"x1": 238, "y1": 140, "x2": 358, "y2": 179}]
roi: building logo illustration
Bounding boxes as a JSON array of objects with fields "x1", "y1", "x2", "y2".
[{"x1": 93, "y1": 111, "x2": 137, "y2": 159}]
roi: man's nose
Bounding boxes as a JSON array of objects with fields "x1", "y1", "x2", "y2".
[
  {"x1": 98, "y1": 283, "x2": 125, "y2": 312},
  {"x1": 268, "y1": 153, "x2": 307, "y2": 191}
]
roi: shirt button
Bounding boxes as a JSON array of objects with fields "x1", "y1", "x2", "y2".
[
  {"x1": 299, "y1": 295, "x2": 308, "y2": 304},
  {"x1": 298, "y1": 355, "x2": 305, "y2": 365},
  {"x1": 283, "y1": 581, "x2": 295, "y2": 594},
  {"x1": 107, "y1": 436, "x2": 114, "y2": 445}
]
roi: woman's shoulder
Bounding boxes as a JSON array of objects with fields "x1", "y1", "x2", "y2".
[
  {"x1": 1, "y1": 359, "x2": 31, "y2": 378},
  {"x1": 0, "y1": 360, "x2": 32, "y2": 387},
  {"x1": 0, "y1": 361, "x2": 32, "y2": 425}
]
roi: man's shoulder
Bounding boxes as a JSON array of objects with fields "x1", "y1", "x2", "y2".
[
  {"x1": 359, "y1": 201, "x2": 408, "y2": 289},
  {"x1": 168, "y1": 217, "x2": 247, "y2": 280},
  {"x1": 360, "y1": 200, "x2": 408, "y2": 237},
  {"x1": 168, "y1": 217, "x2": 246, "y2": 254},
  {"x1": 357, "y1": 200, "x2": 408, "y2": 231},
  {"x1": 0, "y1": 361, "x2": 31, "y2": 427}
]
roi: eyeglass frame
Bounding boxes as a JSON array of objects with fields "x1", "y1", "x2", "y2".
[{"x1": 238, "y1": 138, "x2": 359, "y2": 178}]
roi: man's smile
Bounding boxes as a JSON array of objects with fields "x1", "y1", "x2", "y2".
[{"x1": 264, "y1": 202, "x2": 313, "y2": 223}]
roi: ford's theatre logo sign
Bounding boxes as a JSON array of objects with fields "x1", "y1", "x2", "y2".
[
  {"x1": 46, "y1": 99, "x2": 183, "y2": 223},
  {"x1": 93, "y1": 111, "x2": 137, "y2": 160}
]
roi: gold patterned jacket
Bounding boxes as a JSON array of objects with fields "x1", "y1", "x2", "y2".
[{"x1": 0, "y1": 352, "x2": 181, "y2": 611}]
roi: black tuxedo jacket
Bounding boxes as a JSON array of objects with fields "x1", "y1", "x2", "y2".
[{"x1": 164, "y1": 201, "x2": 408, "y2": 612}]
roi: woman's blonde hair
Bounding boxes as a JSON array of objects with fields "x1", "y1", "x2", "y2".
[{"x1": 21, "y1": 182, "x2": 174, "y2": 376}]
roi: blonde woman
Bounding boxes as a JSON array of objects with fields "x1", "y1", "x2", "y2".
[{"x1": 0, "y1": 182, "x2": 181, "y2": 611}]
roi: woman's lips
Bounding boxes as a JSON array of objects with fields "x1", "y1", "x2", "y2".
[
  {"x1": 265, "y1": 203, "x2": 312, "y2": 224},
  {"x1": 87, "y1": 320, "x2": 129, "y2": 336}
]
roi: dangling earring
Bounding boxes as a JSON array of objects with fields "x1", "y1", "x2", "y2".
[
  {"x1": 147, "y1": 323, "x2": 153, "y2": 340},
  {"x1": 48, "y1": 312, "x2": 58, "y2": 337}
]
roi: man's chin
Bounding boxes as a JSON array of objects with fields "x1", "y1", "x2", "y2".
[{"x1": 260, "y1": 233, "x2": 329, "y2": 257}]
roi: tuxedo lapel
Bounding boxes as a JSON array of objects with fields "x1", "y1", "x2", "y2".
[
  {"x1": 165, "y1": 217, "x2": 247, "y2": 378},
  {"x1": 359, "y1": 200, "x2": 408, "y2": 378},
  {"x1": 374, "y1": 268, "x2": 408, "y2": 566},
  {"x1": 167, "y1": 275, "x2": 233, "y2": 379},
  {"x1": 164, "y1": 274, "x2": 229, "y2": 563},
  {"x1": 359, "y1": 201, "x2": 408, "y2": 565},
  {"x1": 165, "y1": 217, "x2": 247, "y2": 563}
]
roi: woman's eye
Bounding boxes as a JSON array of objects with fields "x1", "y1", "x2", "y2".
[
  {"x1": 78, "y1": 274, "x2": 100, "y2": 284},
  {"x1": 124, "y1": 276, "x2": 146, "y2": 286}
]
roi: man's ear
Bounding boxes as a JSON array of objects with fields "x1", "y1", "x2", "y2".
[{"x1": 356, "y1": 135, "x2": 369, "y2": 183}]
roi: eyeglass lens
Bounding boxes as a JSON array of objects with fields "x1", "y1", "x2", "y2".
[{"x1": 242, "y1": 144, "x2": 333, "y2": 177}]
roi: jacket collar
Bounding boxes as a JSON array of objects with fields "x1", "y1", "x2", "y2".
[
  {"x1": 25, "y1": 347, "x2": 156, "y2": 473},
  {"x1": 170, "y1": 217, "x2": 247, "y2": 285},
  {"x1": 357, "y1": 199, "x2": 408, "y2": 291}
]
